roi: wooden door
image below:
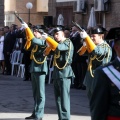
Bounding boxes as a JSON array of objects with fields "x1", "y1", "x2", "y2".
[{"x1": 56, "y1": 7, "x2": 74, "y2": 27}]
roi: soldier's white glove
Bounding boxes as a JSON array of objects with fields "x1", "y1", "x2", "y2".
[
  {"x1": 42, "y1": 33, "x2": 48, "y2": 40},
  {"x1": 21, "y1": 22, "x2": 28, "y2": 29},
  {"x1": 80, "y1": 30, "x2": 88, "y2": 39}
]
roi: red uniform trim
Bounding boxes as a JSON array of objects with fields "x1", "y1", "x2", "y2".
[{"x1": 107, "y1": 116, "x2": 120, "y2": 120}]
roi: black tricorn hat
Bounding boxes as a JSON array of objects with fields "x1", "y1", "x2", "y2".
[
  {"x1": 105, "y1": 27, "x2": 120, "y2": 40},
  {"x1": 91, "y1": 27, "x2": 104, "y2": 34},
  {"x1": 114, "y1": 35, "x2": 120, "y2": 43},
  {"x1": 51, "y1": 26, "x2": 64, "y2": 35},
  {"x1": 33, "y1": 25, "x2": 44, "y2": 33}
]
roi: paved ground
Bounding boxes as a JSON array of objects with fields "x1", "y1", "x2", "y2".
[{"x1": 0, "y1": 74, "x2": 90, "y2": 120}]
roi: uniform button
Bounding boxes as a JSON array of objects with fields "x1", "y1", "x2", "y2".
[
  {"x1": 119, "y1": 91, "x2": 120, "y2": 94},
  {"x1": 119, "y1": 101, "x2": 120, "y2": 105},
  {"x1": 111, "y1": 83, "x2": 115, "y2": 86}
]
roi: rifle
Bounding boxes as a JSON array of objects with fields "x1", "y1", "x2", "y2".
[
  {"x1": 72, "y1": 21, "x2": 84, "y2": 32},
  {"x1": 14, "y1": 11, "x2": 24, "y2": 24}
]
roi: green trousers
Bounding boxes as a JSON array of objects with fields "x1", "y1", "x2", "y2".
[
  {"x1": 31, "y1": 72, "x2": 45, "y2": 119},
  {"x1": 53, "y1": 78, "x2": 71, "y2": 120}
]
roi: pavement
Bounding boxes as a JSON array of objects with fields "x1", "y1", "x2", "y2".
[{"x1": 0, "y1": 74, "x2": 90, "y2": 120}]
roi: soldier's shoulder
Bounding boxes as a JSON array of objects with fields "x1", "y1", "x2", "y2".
[{"x1": 96, "y1": 61, "x2": 113, "y2": 71}]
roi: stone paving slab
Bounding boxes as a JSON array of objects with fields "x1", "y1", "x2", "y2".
[{"x1": 0, "y1": 75, "x2": 90, "y2": 120}]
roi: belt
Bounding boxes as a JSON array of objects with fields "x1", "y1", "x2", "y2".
[{"x1": 107, "y1": 116, "x2": 120, "y2": 120}]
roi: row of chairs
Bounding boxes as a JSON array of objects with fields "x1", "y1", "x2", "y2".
[
  {"x1": 47, "y1": 55, "x2": 54, "y2": 84},
  {"x1": 10, "y1": 50, "x2": 54, "y2": 84},
  {"x1": 10, "y1": 50, "x2": 25, "y2": 78}
]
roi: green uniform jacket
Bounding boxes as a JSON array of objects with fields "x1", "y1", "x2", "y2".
[
  {"x1": 83, "y1": 41, "x2": 112, "y2": 93},
  {"x1": 52, "y1": 38, "x2": 75, "y2": 79},
  {"x1": 29, "y1": 38, "x2": 48, "y2": 74},
  {"x1": 90, "y1": 58, "x2": 120, "y2": 120}
]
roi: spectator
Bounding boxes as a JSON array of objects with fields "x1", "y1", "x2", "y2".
[
  {"x1": 70, "y1": 26, "x2": 87, "y2": 89},
  {"x1": 0, "y1": 28, "x2": 5, "y2": 74},
  {"x1": 16, "y1": 24, "x2": 32, "y2": 81},
  {"x1": 3, "y1": 25, "x2": 16, "y2": 75},
  {"x1": 64, "y1": 27, "x2": 71, "y2": 38}
]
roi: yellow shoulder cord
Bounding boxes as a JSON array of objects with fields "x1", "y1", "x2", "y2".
[
  {"x1": 54, "y1": 40, "x2": 71, "y2": 70},
  {"x1": 88, "y1": 43, "x2": 111, "y2": 77},
  {"x1": 96, "y1": 43, "x2": 110, "y2": 63},
  {"x1": 31, "y1": 45, "x2": 47, "y2": 64},
  {"x1": 30, "y1": 45, "x2": 38, "y2": 59},
  {"x1": 88, "y1": 55, "x2": 97, "y2": 77}
]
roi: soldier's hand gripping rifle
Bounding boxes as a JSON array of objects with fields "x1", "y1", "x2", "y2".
[
  {"x1": 14, "y1": 11, "x2": 35, "y2": 50},
  {"x1": 72, "y1": 21, "x2": 96, "y2": 55},
  {"x1": 72, "y1": 21, "x2": 84, "y2": 32},
  {"x1": 72, "y1": 21, "x2": 87, "y2": 55}
]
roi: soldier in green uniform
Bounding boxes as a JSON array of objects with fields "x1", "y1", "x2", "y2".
[
  {"x1": 78, "y1": 27, "x2": 112, "y2": 99},
  {"x1": 22, "y1": 23, "x2": 47, "y2": 120},
  {"x1": 90, "y1": 37, "x2": 120, "y2": 120},
  {"x1": 42, "y1": 27, "x2": 75, "y2": 120}
]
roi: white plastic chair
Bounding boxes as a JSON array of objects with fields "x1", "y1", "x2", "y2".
[
  {"x1": 10, "y1": 50, "x2": 22, "y2": 76},
  {"x1": 47, "y1": 55, "x2": 54, "y2": 84},
  {"x1": 17, "y1": 63, "x2": 25, "y2": 78},
  {"x1": 17, "y1": 53, "x2": 25, "y2": 78}
]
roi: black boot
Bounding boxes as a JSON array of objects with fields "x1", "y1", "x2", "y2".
[{"x1": 25, "y1": 114, "x2": 35, "y2": 119}]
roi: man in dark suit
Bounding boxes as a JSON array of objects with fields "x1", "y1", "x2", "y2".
[
  {"x1": 70, "y1": 26, "x2": 88, "y2": 89},
  {"x1": 90, "y1": 36, "x2": 120, "y2": 120},
  {"x1": 3, "y1": 25, "x2": 16, "y2": 75},
  {"x1": 15, "y1": 26, "x2": 31, "y2": 81}
]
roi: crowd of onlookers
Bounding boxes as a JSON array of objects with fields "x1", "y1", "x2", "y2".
[{"x1": 0, "y1": 24, "x2": 30, "y2": 77}]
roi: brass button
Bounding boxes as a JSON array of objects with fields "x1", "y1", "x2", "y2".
[
  {"x1": 116, "y1": 67, "x2": 119, "y2": 70},
  {"x1": 119, "y1": 101, "x2": 120, "y2": 105},
  {"x1": 119, "y1": 91, "x2": 120, "y2": 94},
  {"x1": 111, "y1": 83, "x2": 115, "y2": 86}
]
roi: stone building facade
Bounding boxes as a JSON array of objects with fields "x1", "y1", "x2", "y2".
[
  {"x1": 0, "y1": 0, "x2": 120, "y2": 30},
  {"x1": 3, "y1": 0, "x2": 48, "y2": 27},
  {"x1": 0, "y1": 0, "x2": 4, "y2": 26},
  {"x1": 48, "y1": 0, "x2": 120, "y2": 30}
]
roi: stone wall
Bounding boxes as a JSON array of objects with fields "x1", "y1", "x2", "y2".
[
  {"x1": 14, "y1": 0, "x2": 48, "y2": 26},
  {"x1": 48, "y1": 0, "x2": 120, "y2": 29},
  {"x1": 4, "y1": 0, "x2": 48, "y2": 27},
  {"x1": 0, "y1": 0, "x2": 4, "y2": 27}
]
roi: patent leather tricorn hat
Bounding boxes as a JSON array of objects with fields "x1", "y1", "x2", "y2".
[
  {"x1": 53, "y1": 26, "x2": 64, "y2": 33},
  {"x1": 114, "y1": 35, "x2": 120, "y2": 43},
  {"x1": 91, "y1": 27, "x2": 104, "y2": 34},
  {"x1": 33, "y1": 25, "x2": 44, "y2": 33},
  {"x1": 50, "y1": 25, "x2": 65, "y2": 35}
]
